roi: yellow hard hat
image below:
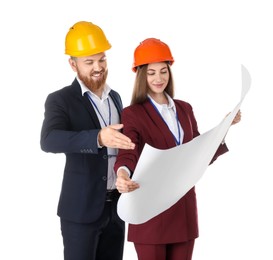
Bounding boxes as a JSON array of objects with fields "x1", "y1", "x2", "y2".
[{"x1": 65, "y1": 21, "x2": 111, "y2": 57}]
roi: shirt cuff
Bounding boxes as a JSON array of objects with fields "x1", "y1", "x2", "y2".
[{"x1": 117, "y1": 166, "x2": 131, "y2": 177}]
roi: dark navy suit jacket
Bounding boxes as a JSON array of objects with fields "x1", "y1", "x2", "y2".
[{"x1": 41, "y1": 79, "x2": 123, "y2": 223}]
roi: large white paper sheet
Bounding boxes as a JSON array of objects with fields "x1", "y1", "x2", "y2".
[{"x1": 117, "y1": 65, "x2": 251, "y2": 224}]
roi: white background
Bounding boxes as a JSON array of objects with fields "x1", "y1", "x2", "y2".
[{"x1": 0, "y1": 0, "x2": 272, "y2": 259}]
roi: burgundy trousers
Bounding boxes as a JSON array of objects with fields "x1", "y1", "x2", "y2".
[{"x1": 134, "y1": 239, "x2": 195, "y2": 260}]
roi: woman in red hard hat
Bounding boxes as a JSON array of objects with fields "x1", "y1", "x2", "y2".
[{"x1": 114, "y1": 38, "x2": 241, "y2": 260}]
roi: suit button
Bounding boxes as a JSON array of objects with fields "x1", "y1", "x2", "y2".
[
  {"x1": 103, "y1": 155, "x2": 108, "y2": 159},
  {"x1": 102, "y1": 176, "x2": 107, "y2": 181}
]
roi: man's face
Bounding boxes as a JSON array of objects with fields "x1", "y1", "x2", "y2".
[{"x1": 69, "y1": 52, "x2": 108, "y2": 92}]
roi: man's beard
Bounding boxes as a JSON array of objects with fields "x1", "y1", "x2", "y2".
[{"x1": 78, "y1": 69, "x2": 108, "y2": 92}]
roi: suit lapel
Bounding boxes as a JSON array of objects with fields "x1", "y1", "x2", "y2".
[
  {"x1": 142, "y1": 99, "x2": 194, "y2": 147},
  {"x1": 82, "y1": 93, "x2": 102, "y2": 129},
  {"x1": 109, "y1": 90, "x2": 122, "y2": 117},
  {"x1": 174, "y1": 100, "x2": 193, "y2": 143},
  {"x1": 71, "y1": 79, "x2": 102, "y2": 129},
  {"x1": 72, "y1": 80, "x2": 122, "y2": 129},
  {"x1": 143, "y1": 100, "x2": 177, "y2": 147}
]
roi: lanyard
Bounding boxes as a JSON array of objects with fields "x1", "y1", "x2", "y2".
[
  {"x1": 86, "y1": 92, "x2": 111, "y2": 127},
  {"x1": 149, "y1": 98, "x2": 181, "y2": 146}
]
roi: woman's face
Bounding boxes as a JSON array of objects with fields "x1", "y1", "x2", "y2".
[{"x1": 146, "y1": 62, "x2": 169, "y2": 96}]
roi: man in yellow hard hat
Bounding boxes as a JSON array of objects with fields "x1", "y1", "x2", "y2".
[{"x1": 40, "y1": 21, "x2": 135, "y2": 260}]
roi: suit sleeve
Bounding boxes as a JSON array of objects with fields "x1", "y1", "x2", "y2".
[
  {"x1": 40, "y1": 91, "x2": 100, "y2": 154},
  {"x1": 114, "y1": 107, "x2": 142, "y2": 174}
]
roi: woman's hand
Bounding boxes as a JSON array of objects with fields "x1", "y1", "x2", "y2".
[
  {"x1": 226, "y1": 110, "x2": 242, "y2": 125},
  {"x1": 116, "y1": 169, "x2": 140, "y2": 193},
  {"x1": 231, "y1": 110, "x2": 242, "y2": 125}
]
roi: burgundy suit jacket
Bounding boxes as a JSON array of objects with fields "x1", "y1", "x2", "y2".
[{"x1": 114, "y1": 98, "x2": 228, "y2": 244}]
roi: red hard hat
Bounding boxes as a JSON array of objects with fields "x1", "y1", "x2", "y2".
[{"x1": 132, "y1": 38, "x2": 174, "y2": 72}]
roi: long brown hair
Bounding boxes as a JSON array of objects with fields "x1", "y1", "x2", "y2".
[{"x1": 130, "y1": 63, "x2": 175, "y2": 105}]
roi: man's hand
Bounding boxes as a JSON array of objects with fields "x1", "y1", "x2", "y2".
[{"x1": 98, "y1": 124, "x2": 135, "y2": 149}]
